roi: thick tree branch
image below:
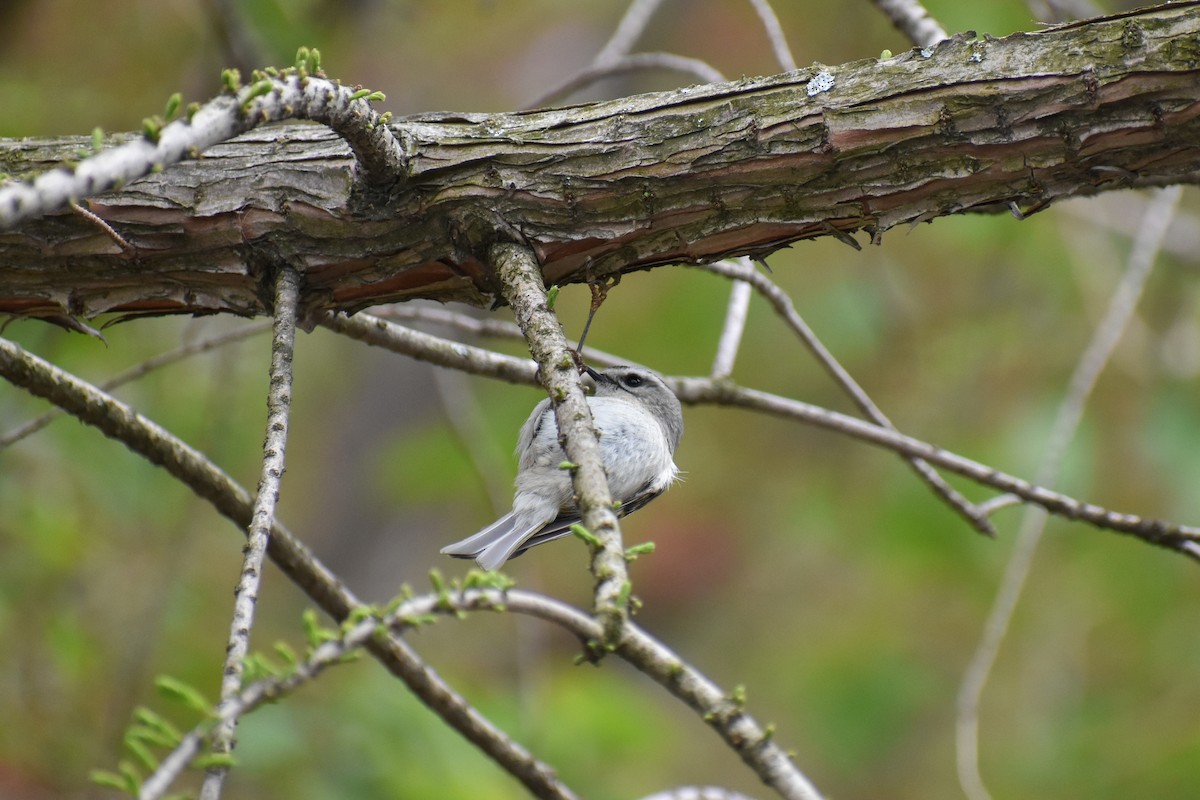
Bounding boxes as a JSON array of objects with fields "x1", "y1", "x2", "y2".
[{"x1": 1, "y1": 3, "x2": 1198, "y2": 320}]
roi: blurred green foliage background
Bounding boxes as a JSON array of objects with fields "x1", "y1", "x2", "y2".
[{"x1": 2, "y1": 2, "x2": 1199, "y2": 799}]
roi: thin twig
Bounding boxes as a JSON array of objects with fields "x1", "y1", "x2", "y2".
[
  {"x1": 697, "y1": 259, "x2": 997, "y2": 535},
  {"x1": 372, "y1": 304, "x2": 629, "y2": 367},
  {"x1": 490, "y1": 243, "x2": 632, "y2": 642},
  {"x1": 525, "y1": 0, "x2": 719, "y2": 109},
  {"x1": 321, "y1": 310, "x2": 538, "y2": 385},
  {"x1": 870, "y1": 0, "x2": 948, "y2": 47},
  {"x1": 0, "y1": 336, "x2": 578, "y2": 800},
  {"x1": 70, "y1": 199, "x2": 133, "y2": 251},
  {"x1": 747, "y1": 0, "x2": 797, "y2": 71},
  {"x1": 596, "y1": 0, "x2": 667, "y2": 64},
  {"x1": 0, "y1": 321, "x2": 270, "y2": 450},
  {"x1": 954, "y1": 185, "x2": 1184, "y2": 800},
  {"x1": 711, "y1": 265, "x2": 753, "y2": 378},
  {"x1": 199, "y1": 268, "x2": 300, "y2": 800},
  {"x1": 432, "y1": 367, "x2": 513, "y2": 514},
  {"x1": 527, "y1": 52, "x2": 726, "y2": 109}
]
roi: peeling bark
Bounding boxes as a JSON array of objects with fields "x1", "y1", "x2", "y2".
[{"x1": 1, "y1": 3, "x2": 1199, "y2": 321}]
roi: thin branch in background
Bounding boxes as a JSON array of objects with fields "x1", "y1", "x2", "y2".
[
  {"x1": 200, "y1": 268, "x2": 301, "y2": 800},
  {"x1": 203, "y1": 0, "x2": 268, "y2": 76},
  {"x1": 870, "y1": 0, "x2": 948, "y2": 47},
  {"x1": 432, "y1": 367, "x2": 513, "y2": 514},
  {"x1": 697, "y1": 259, "x2": 997, "y2": 536},
  {"x1": 1026, "y1": 0, "x2": 1104, "y2": 24},
  {"x1": 596, "y1": 0, "x2": 667, "y2": 64},
  {"x1": 525, "y1": 0, "x2": 724, "y2": 109},
  {"x1": 711, "y1": 264, "x2": 753, "y2": 378},
  {"x1": 0, "y1": 336, "x2": 579, "y2": 800},
  {"x1": 319, "y1": 310, "x2": 1200, "y2": 557},
  {"x1": 489, "y1": 243, "x2": 633, "y2": 640},
  {"x1": 526, "y1": 52, "x2": 726, "y2": 109},
  {"x1": 372, "y1": 304, "x2": 630, "y2": 367},
  {"x1": 673, "y1": 377, "x2": 1200, "y2": 557},
  {"x1": 954, "y1": 185, "x2": 1184, "y2": 800},
  {"x1": 322, "y1": 310, "x2": 538, "y2": 385},
  {"x1": 0, "y1": 321, "x2": 270, "y2": 450},
  {"x1": 709, "y1": 0, "x2": 799, "y2": 381},
  {"x1": 747, "y1": 0, "x2": 797, "y2": 71}
]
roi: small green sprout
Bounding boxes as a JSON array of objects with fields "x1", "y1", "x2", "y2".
[
  {"x1": 295, "y1": 45, "x2": 319, "y2": 75},
  {"x1": 221, "y1": 67, "x2": 242, "y2": 94},
  {"x1": 192, "y1": 752, "x2": 238, "y2": 770},
  {"x1": 123, "y1": 730, "x2": 158, "y2": 771},
  {"x1": 134, "y1": 707, "x2": 182, "y2": 745},
  {"x1": 545, "y1": 284, "x2": 560, "y2": 309},
  {"x1": 569, "y1": 523, "x2": 602, "y2": 548},
  {"x1": 141, "y1": 116, "x2": 162, "y2": 143},
  {"x1": 154, "y1": 675, "x2": 211, "y2": 715},
  {"x1": 349, "y1": 88, "x2": 386, "y2": 103},
  {"x1": 624, "y1": 541, "x2": 655, "y2": 561},
  {"x1": 614, "y1": 580, "x2": 633, "y2": 610},
  {"x1": 241, "y1": 79, "x2": 273, "y2": 109},
  {"x1": 91, "y1": 126, "x2": 104, "y2": 153},
  {"x1": 302, "y1": 608, "x2": 338, "y2": 649},
  {"x1": 274, "y1": 641, "x2": 299, "y2": 669},
  {"x1": 163, "y1": 92, "x2": 182, "y2": 121},
  {"x1": 463, "y1": 569, "x2": 516, "y2": 591},
  {"x1": 90, "y1": 767, "x2": 138, "y2": 794}
]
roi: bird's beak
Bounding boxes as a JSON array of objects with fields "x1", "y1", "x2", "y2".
[{"x1": 581, "y1": 364, "x2": 601, "y2": 394}]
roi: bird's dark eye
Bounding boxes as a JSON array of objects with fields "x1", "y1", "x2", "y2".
[{"x1": 622, "y1": 373, "x2": 644, "y2": 388}]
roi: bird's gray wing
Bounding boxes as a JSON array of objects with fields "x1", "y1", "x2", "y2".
[{"x1": 509, "y1": 480, "x2": 664, "y2": 558}]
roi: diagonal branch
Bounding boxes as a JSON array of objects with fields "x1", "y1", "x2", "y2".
[
  {"x1": 0, "y1": 321, "x2": 271, "y2": 450},
  {"x1": 199, "y1": 267, "x2": 300, "y2": 800},
  {"x1": 0, "y1": 336, "x2": 578, "y2": 800},
  {"x1": 697, "y1": 258, "x2": 996, "y2": 535},
  {"x1": 674, "y1": 379, "x2": 1200, "y2": 559}
]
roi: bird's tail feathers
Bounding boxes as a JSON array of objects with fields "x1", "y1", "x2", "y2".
[
  {"x1": 440, "y1": 513, "x2": 519, "y2": 560},
  {"x1": 441, "y1": 513, "x2": 549, "y2": 572}
]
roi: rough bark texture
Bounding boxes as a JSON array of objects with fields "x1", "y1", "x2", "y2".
[{"x1": 2, "y1": 3, "x2": 1199, "y2": 322}]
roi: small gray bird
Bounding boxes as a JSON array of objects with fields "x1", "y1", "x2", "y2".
[{"x1": 441, "y1": 365, "x2": 683, "y2": 571}]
